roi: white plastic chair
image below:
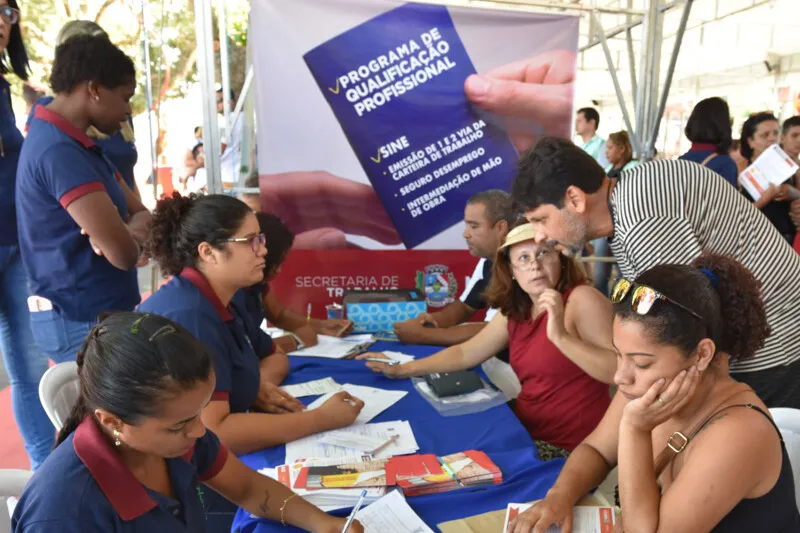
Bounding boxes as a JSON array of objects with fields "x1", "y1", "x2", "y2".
[
  {"x1": 0, "y1": 469, "x2": 33, "y2": 532},
  {"x1": 769, "y1": 408, "x2": 800, "y2": 511},
  {"x1": 38, "y1": 362, "x2": 80, "y2": 431}
]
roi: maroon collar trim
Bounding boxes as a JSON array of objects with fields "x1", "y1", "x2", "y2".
[
  {"x1": 689, "y1": 142, "x2": 717, "y2": 152},
  {"x1": 180, "y1": 267, "x2": 234, "y2": 321},
  {"x1": 73, "y1": 417, "x2": 158, "y2": 521},
  {"x1": 33, "y1": 105, "x2": 96, "y2": 148}
]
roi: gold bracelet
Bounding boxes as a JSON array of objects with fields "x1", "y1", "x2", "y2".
[{"x1": 280, "y1": 493, "x2": 299, "y2": 527}]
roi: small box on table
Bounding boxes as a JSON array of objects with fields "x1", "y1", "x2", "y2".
[{"x1": 343, "y1": 289, "x2": 426, "y2": 334}]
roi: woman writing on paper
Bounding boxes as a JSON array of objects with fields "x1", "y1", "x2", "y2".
[
  {"x1": 238, "y1": 212, "x2": 353, "y2": 353},
  {"x1": 12, "y1": 312, "x2": 362, "y2": 533},
  {"x1": 360, "y1": 222, "x2": 617, "y2": 459},
  {"x1": 138, "y1": 194, "x2": 364, "y2": 455},
  {"x1": 509, "y1": 254, "x2": 800, "y2": 533}
]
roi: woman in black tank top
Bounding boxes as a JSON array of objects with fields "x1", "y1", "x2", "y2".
[{"x1": 507, "y1": 253, "x2": 800, "y2": 533}]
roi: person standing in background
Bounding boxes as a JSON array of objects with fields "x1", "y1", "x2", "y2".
[
  {"x1": 575, "y1": 107, "x2": 609, "y2": 169},
  {"x1": 739, "y1": 112, "x2": 796, "y2": 244},
  {"x1": 679, "y1": 97, "x2": 738, "y2": 188},
  {"x1": 782, "y1": 117, "x2": 800, "y2": 252},
  {"x1": 604, "y1": 131, "x2": 639, "y2": 179},
  {"x1": 16, "y1": 35, "x2": 150, "y2": 365},
  {"x1": 0, "y1": 0, "x2": 54, "y2": 470},
  {"x1": 25, "y1": 21, "x2": 140, "y2": 199}
]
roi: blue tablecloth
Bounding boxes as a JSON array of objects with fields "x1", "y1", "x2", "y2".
[{"x1": 232, "y1": 342, "x2": 564, "y2": 532}]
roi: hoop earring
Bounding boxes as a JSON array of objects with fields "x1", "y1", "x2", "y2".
[{"x1": 113, "y1": 428, "x2": 122, "y2": 447}]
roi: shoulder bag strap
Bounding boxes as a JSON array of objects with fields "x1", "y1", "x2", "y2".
[
  {"x1": 653, "y1": 384, "x2": 752, "y2": 478},
  {"x1": 699, "y1": 153, "x2": 718, "y2": 167}
]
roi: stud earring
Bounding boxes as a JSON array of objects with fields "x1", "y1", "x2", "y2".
[{"x1": 113, "y1": 428, "x2": 121, "y2": 447}]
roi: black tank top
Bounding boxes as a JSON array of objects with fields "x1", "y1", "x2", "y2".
[{"x1": 706, "y1": 404, "x2": 800, "y2": 532}]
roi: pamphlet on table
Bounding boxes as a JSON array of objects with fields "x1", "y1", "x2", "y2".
[
  {"x1": 503, "y1": 503, "x2": 615, "y2": 533},
  {"x1": 280, "y1": 377, "x2": 342, "y2": 397},
  {"x1": 285, "y1": 420, "x2": 419, "y2": 464}
]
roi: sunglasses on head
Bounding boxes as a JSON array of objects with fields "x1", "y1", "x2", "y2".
[
  {"x1": 610, "y1": 278, "x2": 705, "y2": 321},
  {"x1": 0, "y1": 6, "x2": 19, "y2": 25}
]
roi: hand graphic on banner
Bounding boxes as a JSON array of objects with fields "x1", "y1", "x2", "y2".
[
  {"x1": 258, "y1": 171, "x2": 402, "y2": 249},
  {"x1": 464, "y1": 50, "x2": 577, "y2": 152}
]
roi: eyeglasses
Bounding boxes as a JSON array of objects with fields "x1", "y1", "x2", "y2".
[
  {"x1": 225, "y1": 233, "x2": 266, "y2": 253},
  {"x1": 0, "y1": 7, "x2": 19, "y2": 25},
  {"x1": 610, "y1": 278, "x2": 705, "y2": 321},
  {"x1": 509, "y1": 247, "x2": 557, "y2": 270}
]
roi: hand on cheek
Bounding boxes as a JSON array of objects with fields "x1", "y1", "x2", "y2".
[{"x1": 622, "y1": 365, "x2": 700, "y2": 432}]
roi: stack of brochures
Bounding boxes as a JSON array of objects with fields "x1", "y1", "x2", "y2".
[
  {"x1": 290, "y1": 450, "x2": 502, "y2": 497},
  {"x1": 260, "y1": 459, "x2": 387, "y2": 512}
]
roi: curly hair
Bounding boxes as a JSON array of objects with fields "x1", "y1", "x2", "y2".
[
  {"x1": 50, "y1": 34, "x2": 135, "y2": 94},
  {"x1": 614, "y1": 253, "x2": 769, "y2": 361},
  {"x1": 146, "y1": 192, "x2": 252, "y2": 276}
]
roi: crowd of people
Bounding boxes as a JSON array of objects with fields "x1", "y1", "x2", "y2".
[{"x1": 0, "y1": 6, "x2": 799, "y2": 533}]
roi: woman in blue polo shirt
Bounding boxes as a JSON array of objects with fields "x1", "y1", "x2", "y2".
[
  {"x1": 15, "y1": 35, "x2": 150, "y2": 364},
  {"x1": 25, "y1": 21, "x2": 140, "y2": 197},
  {"x1": 12, "y1": 312, "x2": 363, "y2": 533},
  {"x1": 139, "y1": 193, "x2": 364, "y2": 455},
  {"x1": 679, "y1": 97, "x2": 738, "y2": 187},
  {"x1": 0, "y1": 1, "x2": 55, "y2": 470}
]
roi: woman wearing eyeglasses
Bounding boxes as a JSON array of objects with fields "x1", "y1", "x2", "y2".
[
  {"x1": 360, "y1": 222, "x2": 617, "y2": 459},
  {"x1": 0, "y1": 1, "x2": 57, "y2": 470},
  {"x1": 509, "y1": 253, "x2": 800, "y2": 533},
  {"x1": 138, "y1": 193, "x2": 364, "y2": 450}
]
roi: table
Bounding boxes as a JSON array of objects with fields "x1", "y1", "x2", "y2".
[{"x1": 231, "y1": 342, "x2": 564, "y2": 533}]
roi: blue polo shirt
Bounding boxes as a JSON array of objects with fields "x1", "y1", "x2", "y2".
[
  {"x1": 12, "y1": 417, "x2": 228, "y2": 532},
  {"x1": 15, "y1": 106, "x2": 140, "y2": 322},
  {"x1": 137, "y1": 268, "x2": 274, "y2": 413},
  {"x1": 26, "y1": 96, "x2": 138, "y2": 190},
  {"x1": 0, "y1": 77, "x2": 24, "y2": 246},
  {"x1": 679, "y1": 143, "x2": 738, "y2": 188},
  {"x1": 235, "y1": 282, "x2": 271, "y2": 339}
]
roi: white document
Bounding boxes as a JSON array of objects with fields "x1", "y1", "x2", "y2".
[
  {"x1": 280, "y1": 378, "x2": 342, "y2": 398},
  {"x1": 355, "y1": 490, "x2": 434, "y2": 533},
  {"x1": 503, "y1": 504, "x2": 616, "y2": 533},
  {"x1": 307, "y1": 384, "x2": 407, "y2": 425},
  {"x1": 288, "y1": 335, "x2": 373, "y2": 358},
  {"x1": 738, "y1": 144, "x2": 799, "y2": 201},
  {"x1": 381, "y1": 351, "x2": 416, "y2": 364},
  {"x1": 285, "y1": 420, "x2": 419, "y2": 464},
  {"x1": 321, "y1": 432, "x2": 392, "y2": 453}
]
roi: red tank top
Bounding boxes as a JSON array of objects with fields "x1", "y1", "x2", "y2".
[{"x1": 508, "y1": 289, "x2": 611, "y2": 451}]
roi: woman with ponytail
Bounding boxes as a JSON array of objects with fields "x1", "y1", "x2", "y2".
[
  {"x1": 510, "y1": 253, "x2": 800, "y2": 533},
  {"x1": 138, "y1": 193, "x2": 363, "y2": 456},
  {"x1": 11, "y1": 313, "x2": 362, "y2": 533}
]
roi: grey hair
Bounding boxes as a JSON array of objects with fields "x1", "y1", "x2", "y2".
[{"x1": 467, "y1": 189, "x2": 518, "y2": 226}]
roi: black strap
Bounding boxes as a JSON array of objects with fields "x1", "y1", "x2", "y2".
[{"x1": 692, "y1": 403, "x2": 784, "y2": 443}]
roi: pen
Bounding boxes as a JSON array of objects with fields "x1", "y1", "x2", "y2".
[
  {"x1": 341, "y1": 490, "x2": 367, "y2": 533},
  {"x1": 438, "y1": 458, "x2": 464, "y2": 487},
  {"x1": 364, "y1": 358, "x2": 400, "y2": 366},
  {"x1": 306, "y1": 303, "x2": 312, "y2": 323}
]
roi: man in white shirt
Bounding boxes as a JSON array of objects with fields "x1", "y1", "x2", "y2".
[
  {"x1": 575, "y1": 107, "x2": 609, "y2": 169},
  {"x1": 393, "y1": 190, "x2": 516, "y2": 346}
]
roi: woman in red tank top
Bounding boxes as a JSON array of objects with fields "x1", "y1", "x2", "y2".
[{"x1": 360, "y1": 223, "x2": 617, "y2": 456}]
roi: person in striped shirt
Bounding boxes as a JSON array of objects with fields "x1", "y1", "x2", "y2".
[{"x1": 512, "y1": 136, "x2": 800, "y2": 408}]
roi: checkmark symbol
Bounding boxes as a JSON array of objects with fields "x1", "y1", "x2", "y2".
[
  {"x1": 370, "y1": 150, "x2": 382, "y2": 164},
  {"x1": 328, "y1": 79, "x2": 341, "y2": 94}
]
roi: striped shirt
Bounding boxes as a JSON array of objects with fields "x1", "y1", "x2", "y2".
[{"x1": 609, "y1": 159, "x2": 800, "y2": 372}]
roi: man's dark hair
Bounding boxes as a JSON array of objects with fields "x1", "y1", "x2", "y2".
[
  {"x1": 577, "y1": 107, "x2": 600, "y2": 130},
  {"x1": 0, "y1": 0, "x2": 29, "y2": 81},
  {"x1": 684, "y1": 97, "x2": 732, "y2": 154},
  {"x1": 512, "y1": 137, "x2": 606, "y2": 210},
  {"x1": 191, "y1": 143, "x2": 203, "y2": 160},
  {"x1": 782, "y1": 116, "x2": 800, "y2": 135},
  {"x1": 467, "y1": 190, "x2": 517, "y2": 226},
  {"x1": 50, "y1": 34, "x2": 135, "y2": 94}
]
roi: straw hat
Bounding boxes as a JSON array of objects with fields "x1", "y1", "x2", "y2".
[{"x1": 499, "y1": 223, "x2": 536, "y2": 250}]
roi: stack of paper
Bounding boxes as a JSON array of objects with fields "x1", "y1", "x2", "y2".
[
  {"x1": 355, "y1": 490, "x2": 434, "y2": 533},
  {"x1": 307, "y1": 384, "x2": 407, "y2": 425},
  {"x1": 288, "y1": 335, "x2": 375, "y2": 358},
  {"x1": 260, "y1": 460, "x2": 387, "y2": 512},
  {"x1": 280, "y1": 378, "x2": 342, "y2": 398},
  {"x1": 388, "y1": 451, "x2": 502, "y2": 497},
  {"x1": 739, "y1": 144, "x2": 799, "y2": 201},
  {"x1": 285, "y1": 420, "x2": 419, "y2": 464},
  {"x1": 503, "y1": 504, "x2": 615, "y2": 533}
]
